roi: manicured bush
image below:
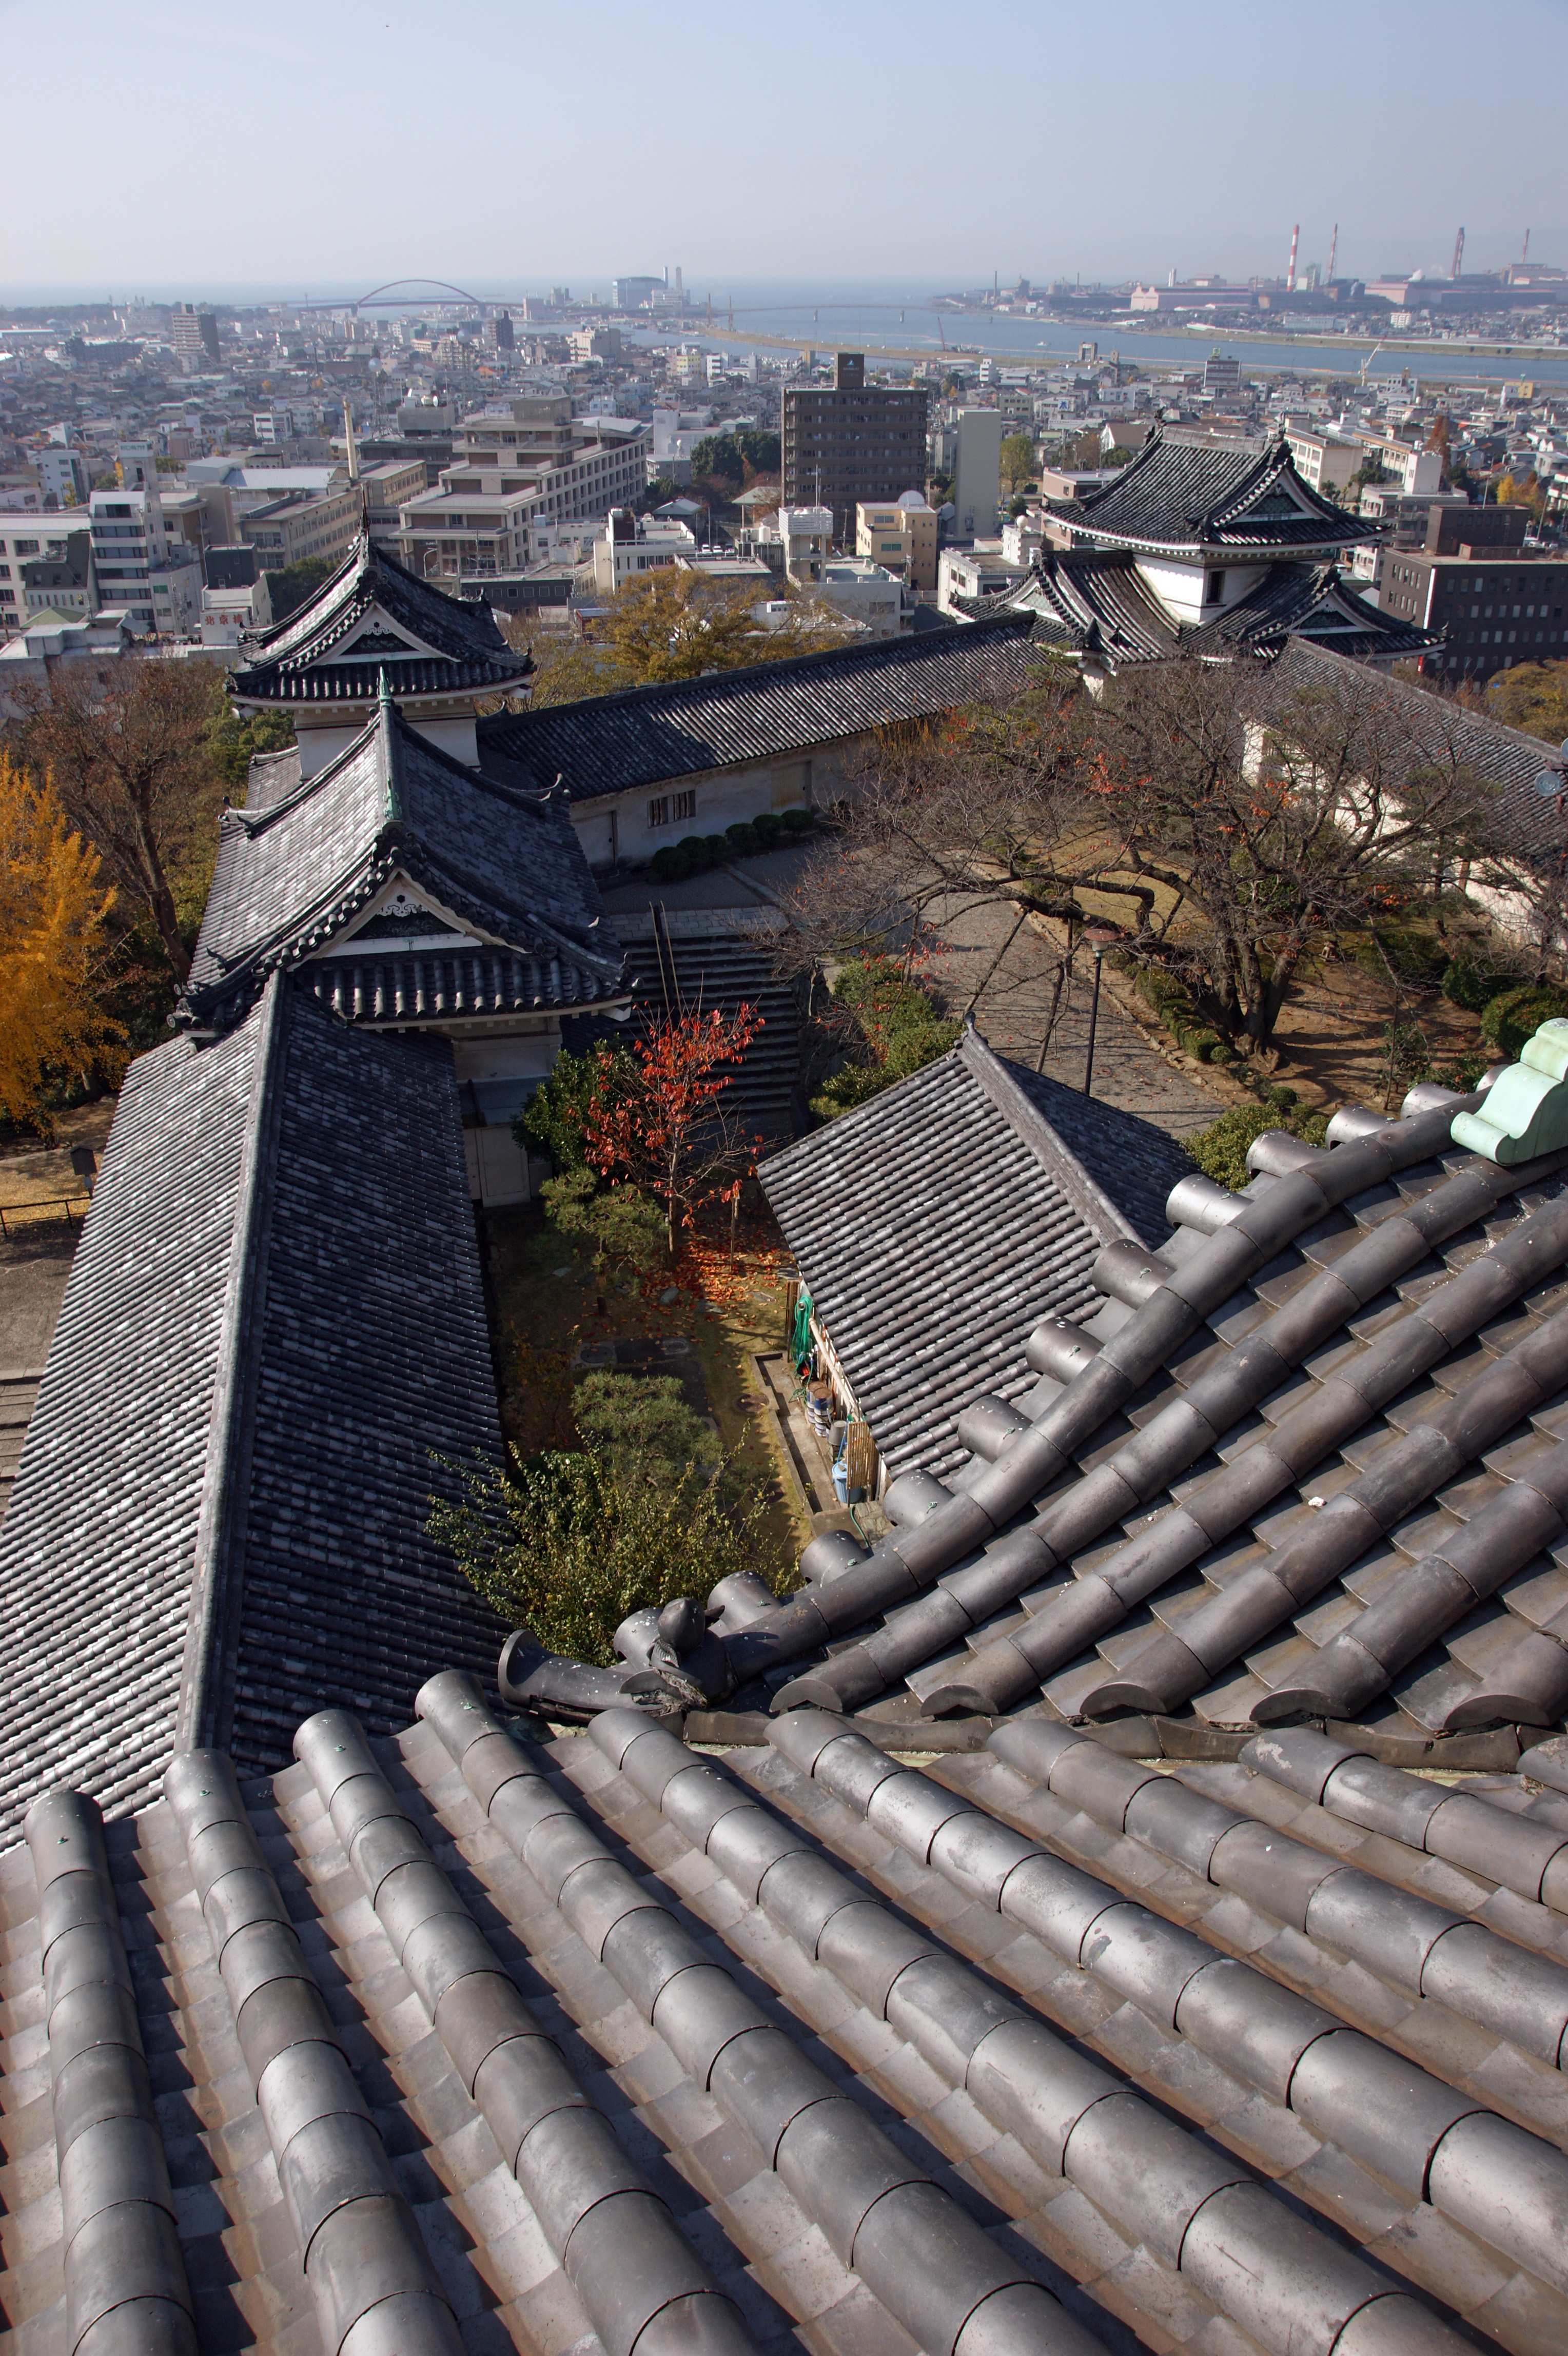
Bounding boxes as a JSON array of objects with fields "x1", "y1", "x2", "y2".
[
  {"x1": 724, "y1": 820, "x2": 760, "y2": 854},
  {"x1": 650, "y1": 844, "x2": 690, "y2": 880},
  {"x1": 1353, "y1": 926, "x2": 1448, "y2": 986},
  {"x1": 676, "y1": 835, "x2": 713, "y2": 870},
  {"x1": 702, "y1": 834, "x2": 728, "y2": 862},
  {"x1": 1480, "y1": 984, "x2": 1568, "y2": 1061},
  {"x1": 1442, "y1": 954, "x2": 1516, "y2": 1013},
  {"x1": 752, "y1": 810, "x2": 785, "y2": 843},
  {"x1": 1187, "y1": 1101, "x2": 1330, "y2": 1193},
  {"x1": 779, "y1": 806, "x2": 814, "y2": 832}
]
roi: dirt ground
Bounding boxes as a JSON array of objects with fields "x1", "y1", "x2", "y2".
[{"x1": 478, "y1": 1198, "x2": 812, "y2": 1579}]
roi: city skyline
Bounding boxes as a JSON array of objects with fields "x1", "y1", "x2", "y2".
[{"x1": 5, "y1": 0, "x2": 1565, "y2": 293}]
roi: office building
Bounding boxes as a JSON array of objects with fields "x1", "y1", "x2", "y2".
[
  {"x1": 88, "y1": 484, "x2": 201, "y2": 636},
  {"x1": 238, "y1": 484, "x2": 363, "y2": 576},
  {"x1": 18, "y1": 528, "x2": 97, "y2": 622},
  {"x1": 1380, "y1": 535, "x2": 1568, "y2": 681},
  {"x1": 782, "y1": 354, "x2": 929, "y2": 546},
  {"x1": 397, "y1": 397, "x2": 651, "y2": 581}
]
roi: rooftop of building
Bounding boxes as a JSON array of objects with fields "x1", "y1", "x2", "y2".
[
  {"x1": 1050, "y1": 429, "x2": 1376, "y2": 557},
  {"x1": 228, "y1": 536, "x2": 531, "y2": 708},
  {"x1": 184, "y1": 689, "x2": 624, "y2": 1033},
  {"x1": 477, "y1": 612, "x2": 1050, "y2": 802}
]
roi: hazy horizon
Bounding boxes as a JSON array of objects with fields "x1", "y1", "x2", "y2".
[{"x1": 5, "y1": 0, "x2": 1565, "y2": 296}]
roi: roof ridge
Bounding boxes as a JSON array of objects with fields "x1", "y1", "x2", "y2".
[
  {"x1": 485, "y1": 610, "x2": 1035, "y2": 733},
  {"x1": 958, "y1": 1027, "x2": 1143, "y2": 1246},
  {"x1": 174, "y1": 974, "x2": 290, "y2": 1752}
]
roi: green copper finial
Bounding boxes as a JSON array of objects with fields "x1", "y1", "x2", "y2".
[
  {"x1": 378, "y1": 667, "x2": 403, "y2": 827},
  {"x1": 378, "y1": 664, "x2": 393, "y2": 710}
]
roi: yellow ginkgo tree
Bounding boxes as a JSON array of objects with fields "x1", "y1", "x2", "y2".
[{"x1": 0, "y1": 751, "x2": 124, "y2": 1134}]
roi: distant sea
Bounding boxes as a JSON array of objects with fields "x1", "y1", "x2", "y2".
[{"x1": 6, "y1": 272, "x2": 1566, "y2": 388}]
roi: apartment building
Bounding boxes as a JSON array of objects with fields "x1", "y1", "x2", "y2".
[
  {"x1": 782, "y1": 354, "x2": 929, "y2": 545},
  {"x1": 1284, "y1": 428, "x2": 1362, "y2": 495},
  {"x1": 855, "y1": 494, "x2": 938, "y2": 591},
  {"x1": 88, "y1": 485, "x2": 201, "y2": 636},
  {"x1": 396, "y1": 395, "x2": 651, "y2": 580}
]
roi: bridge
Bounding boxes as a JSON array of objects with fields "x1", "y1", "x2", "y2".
[{"x1": 293, "y1": 280, "x2": 491, "y2": 313}]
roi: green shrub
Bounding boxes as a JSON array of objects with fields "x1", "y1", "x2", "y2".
[
  {"x1": 427, "y1": 1443, "x2": 785, "y2": 1667},
  {"x1": 702, "y1": 833, "x2": 728, "y2": 862},
  {"x1": 650, "y1": 843, "x2": 690, "y2": 880},
  {"x1": 1187, "y1": 1101, "x2": 1331, "y2": 1192},
  {"x1": 516, "y1": 1042, "x2": 639, "y2": 1169},
  {"x1": 1480, "y1": 984, "x2": 1568, "y2": 1060},
  {"x1": 1182, "y1": 1029, "x2": 1222, "y2": 1063},
  {"x1": 1353, "y1": 926, "x2": 1448, "y2": 986},
  {"x1": 724, "y1": 820, "x2": 760, "y2": 855},
  {"x1": 780, "y1": 806, "x2": 814, "y2": 832},
  {"x1": 810, "y1": 953, "x2": 963, "y2": 1121},
  {"x1": 677, "y1": 834, "x2": 713, "y2": 870},
  {"x1": 752, "y1": 810, "x2": 785, "y2": 843},
  {"x1": 1442, "y1": 955, "x2": 1515, "y2": 1013},
  {"x1": 809, "y1": 1063, "x2": 899, "y2": 1120}
]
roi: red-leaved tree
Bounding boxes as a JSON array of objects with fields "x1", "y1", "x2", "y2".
[{"x1": 585, "y1": 1005, "x2": 765, "y2": 1258}]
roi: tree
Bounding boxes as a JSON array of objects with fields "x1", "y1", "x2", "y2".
[
  {"x1": 1425, "y1": 410, "x2": 1454, "y2": 484},
  {"x1": 518, "y1": 1040, "x2": 640, "y2": 1167},
  {"x1": 782, "y1": 654, "x2": 1506, "y2": 1064},
  {"x1": 584, "y1": 1004, "x2": 765, "y2": 1256},
  {"x1": 526, "y1": 566, "x2": 846, "y2": 707},
  {"x1": 0, "y1": 752, "x2": 123, "y2": 1131},
  {"x1": 264, "y1": 556, "x2": 336, "y2": 624},
  {"x1": 809, "y1": 952, "x2": 961, "y2": 1121},
  {"x1": 999, "y1": 433, "x2": 1036, "y2": 494},
  {"x1": 540, "y1": 1165, "x2": 665, "y2": 1287},
  {"x1": 1483, "y1": 660, "x2": 1568, "y2": 745},
  {"x1": 12, "y1": 655, "x2": 229, "y2": 981},
  {"x1": 428, "y1": 1435, "x2": 782, "y2": 1665},
  {"x1": 689, "y1": 435, "x2": 744, "y2": 490},
  {"x1": 207, "y1": 706, "x2": 296, "y2": 792},
  {"x1": 1087, "y1": 657, "x2": 1505, "y2": 1057}
]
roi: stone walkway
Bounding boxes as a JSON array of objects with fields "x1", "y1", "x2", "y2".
[{"x1": 927, "y1": 892, "x2": 1226, "y2": 1139}]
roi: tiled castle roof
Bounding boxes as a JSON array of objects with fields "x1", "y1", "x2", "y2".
[
  {"x1": 230, "y1": 536, "x2": 530, "y2": 706},
  {"x1": 184, "y1": 692, "x2": 625, "y2": 1030},
  {"x1": 1049, "y1": 430, "x2": 1375, "y2": 556},
  {"x1": 477, "y1": 614, "x2": 1053, "y2": 802},
  {"x1": 0, "y1": 981, "x2": 506, "y2": 1850}
]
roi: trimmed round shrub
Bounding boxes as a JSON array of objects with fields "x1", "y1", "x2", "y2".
[
  {"x1": 1480, "y1": 984, "x2": 1568, "y2": 1060},
  {"x1": 779, "y1": 806, "x2": 814, "y2": 833},
  {"x1": 702, "y1": 834, "x2": 728, "y2": 862},
  {"x1": 650, "y1": 844, "x2": 690, "y2": 881},
  {"x1": 1442, "y1": 955, "x2": 1514, "y2": 1013},
  {"x1": 724, "y1": 821, "x2": 760, "y2": 855},
  {"x1": 1265, "y1": 1085, "x2": 1299, "y2": 1109},
  {"x1": 752, "y1": 810, "x2": 785, "y2": 844},
  {"x1": 1183, "y1": 1030, "x2": 1223, "y2": 1063},
  {"x1": 677, "y1": 835, "x2": 713, "y2": 871}
]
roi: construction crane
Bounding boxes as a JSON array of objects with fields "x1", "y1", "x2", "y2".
[
  {"x1": 1326, "y1": 223, "x2": 1338, "y2": 283},
  {"x1": 1286, "y1": 223, "x2": 1299, "y2": 291},
  {"x1": 1359, "y1": 342, "x2": 1384, "y2": 386},
  {"x1": 1451, "y1": 226, "x2": 1464, "y2": 281}
]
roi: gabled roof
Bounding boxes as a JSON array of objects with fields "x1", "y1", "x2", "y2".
[
  {"x1": 1271, "y1": 635, "x2": 1568, "y2": 859},
  {"x1": 477, "y1": 612, "x2": 1054, "y2": 801},
  {"x1": 988, "y1": 549, "x2": 1437, "y2": 666},
  {"x1": 758, "y1": 1028, "x2": 1192, "y2": 1478},
  {"x1": 183, "y1": 689, "x2": 626, "y2": 1028},
  {"x1": 229, "y1": 533, "x2": 530, "y2": 705},
  {"x1": 0, "y1": 981, "x2": 506, "y2": 1847},
  {"x1": 1050, "y1": 429, "x2": 1374, "y2": 556}
]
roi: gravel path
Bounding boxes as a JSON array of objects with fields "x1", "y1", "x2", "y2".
[{"x1": 925, "y1": 893, "x2": 1226, "y2": 1140}]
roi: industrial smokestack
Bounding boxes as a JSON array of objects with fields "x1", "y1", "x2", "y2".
[
  {"x1": 1327, "y1": 223, "x2": 1338, "y2": 282},
  {"x1": 1451, "y1": 226, "x2": 1464, "y2": 281},
  {"x1": 1286, "y1": 223, "x2": 1299, "y2": 292},
  {"x1": 1523, "y1": 228, "x2": 1532, "y2": 264}
]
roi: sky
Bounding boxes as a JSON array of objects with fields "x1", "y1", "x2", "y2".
[{"x1": 5, "y1": 0, "x2": 1567, "y2": 300}]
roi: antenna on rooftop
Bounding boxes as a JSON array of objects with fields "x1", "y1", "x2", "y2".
[
  {"x1": 1451, "y1": 226, "x2": 1464, "y2": 281},
  {"x1": 1286, "y1": 223, "x2": 1299, "y2": 292}
]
